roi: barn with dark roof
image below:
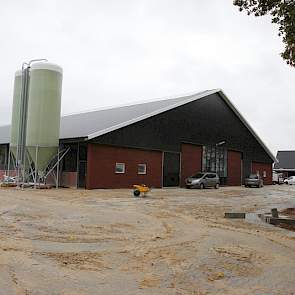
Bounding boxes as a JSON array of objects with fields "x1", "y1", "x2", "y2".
[
  {"x1": 274, "y1": 151, "x2": 295, "y2": 178},
  {"x1": 0, "y1": 89, "x2": 275, "y2": 189}
]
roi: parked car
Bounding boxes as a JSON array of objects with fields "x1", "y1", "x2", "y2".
[
  {"x1": 245, "y1": 174, "x2": 263, "y2": 188},
  {"x1": 185, "y1": 172, "x2": 220, "y2": 189},
  {"x1": 284, "y1": 176, "x2": 295, "y2": 185}
]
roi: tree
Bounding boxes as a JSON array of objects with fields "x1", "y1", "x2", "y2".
[{"x1": 233, "y1": 0, "x2": 295, "y2": 67}]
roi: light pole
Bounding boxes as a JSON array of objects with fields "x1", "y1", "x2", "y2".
[{"x1": 215, "y1": 141, "x2": 226, "y2": 174}]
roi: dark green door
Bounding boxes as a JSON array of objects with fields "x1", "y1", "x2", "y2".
[
  {"x1": 163, "y1": 152, "x2": 180, "y2": 187},
  {"x1": 78, "y1": 161, "x2": 87, "y2": 188}
]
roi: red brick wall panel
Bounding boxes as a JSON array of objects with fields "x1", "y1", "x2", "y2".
[
  {"x1": 180, "y1": 143, "x2": 202, "y2": 187},
  {"x1": 227, "y1": 150, "x2": 242, "y2": 186},
  {"x1": 61, "y1": 172, "x2": 78, "y2": 188},
  {"x1": 86, "y1": 144, "x2": 162, "y2": 189},
  {"x1": 251, "y1": 162, "x2": 272, "y2": 185}
]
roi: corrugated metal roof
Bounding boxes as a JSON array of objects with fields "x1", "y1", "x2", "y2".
[
  {"x1": 274, "y1": 151, "x2": 295, "y2": 169},
  {"x1": 61, "y1": 90, "x2": 211, "y2": 139},
  {"x1": 0, "y1": 89, "x2": 276, "y2": 162},
  {"x1": 0, "y1": 89, "x2": 213, "y2": 144}
]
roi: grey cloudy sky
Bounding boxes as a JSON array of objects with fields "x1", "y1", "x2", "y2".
[{"x1": 0, "y1": 0, "x2": 294, "y2": 154}]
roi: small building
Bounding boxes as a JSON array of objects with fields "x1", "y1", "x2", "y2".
[
  {"x1": 0, "y1": 89, "x2": 275, "y2": 189},
  {"x1": 274, "y1": 151, "x2": 295, "y2": 178}
]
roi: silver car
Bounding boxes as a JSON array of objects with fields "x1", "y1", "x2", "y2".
[
  {"x1": 185, "y1": 172, "x2": 220, "y2": 189},
  {"x1": 244, "y1": 174, "x2": 263, "y2": 188}
]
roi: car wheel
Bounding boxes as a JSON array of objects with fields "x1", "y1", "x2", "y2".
[
  {"x1": 133, "y1": 190, "x2": 140, "y2": 197},
  {"x1": 200, "y1": 183, "x2": 205, "y2": 189},
  {"x1": 215, "y1": 183, "x2": 219, "y2": 189},
  {"x1": 186, "y1": 185, "x2": 191, "y2": 189}
]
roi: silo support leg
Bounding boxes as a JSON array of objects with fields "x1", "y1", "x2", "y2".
[{"x1": 56, "y1": 148, "x2": 60, "y2": 189}]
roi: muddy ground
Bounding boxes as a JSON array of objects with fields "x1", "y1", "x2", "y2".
[{"x1": 0, "y1": 185, "x2": 295, "y2": 295}]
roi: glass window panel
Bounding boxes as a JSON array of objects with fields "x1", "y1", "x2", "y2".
[
  {"x1": 202, "y1": 145, "x2": 227, "y2": 177},
  {"x1": 138, "y1": 164, "x2": 147, "y2": 175},
  {"x1": 115, "y1": 163, "x2": 125, "y2": 174}
]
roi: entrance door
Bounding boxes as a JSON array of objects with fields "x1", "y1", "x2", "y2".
[
  {"x1": 163, "y1": 152, "x2": 180, "y2": 187},
  {"x1": 78, "y1": 161, "x2": 87, "y2": 188}
]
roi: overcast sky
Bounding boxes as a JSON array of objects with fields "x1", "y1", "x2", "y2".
[{"x1": 0, "y1": 0, "x2": 294, "y2": 154}]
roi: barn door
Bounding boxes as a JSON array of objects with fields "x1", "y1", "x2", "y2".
[
  {"x1": 163, "y1": 152, "x2": 180, "y2": 187},
  {"x1": 78, "y1": 161, "x2": 87, "y2": 188}
]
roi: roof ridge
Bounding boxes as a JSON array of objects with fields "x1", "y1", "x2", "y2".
[
  {"x1": 62, "y1": 89, "x2": 216, "y2": 117},
  {"x1": 87, "y1": 89, "x2": 220, "y2": 140}
]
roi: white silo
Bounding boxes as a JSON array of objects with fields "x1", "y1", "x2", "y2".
[
  {"x1": 10, "y1": 70, "x2": 22, "y2": 159},
  {"x1": 25, "y1": 62, "x2": 63, "y2": 177}
]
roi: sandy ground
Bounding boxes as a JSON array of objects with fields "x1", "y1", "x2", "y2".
[{"x1": 0, "y1": 185, "x2": 295, "y2": 295}]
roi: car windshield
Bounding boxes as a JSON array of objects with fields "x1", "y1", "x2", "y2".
[
  {"x1": 249, "y1": 174, "x2": 258, "y2": 179},
  {"x1": 191, "y1": 172, "x2": 205, "y2": 178}
]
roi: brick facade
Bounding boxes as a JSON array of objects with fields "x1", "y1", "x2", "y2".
[
  {"x1": 180, "y1": 143, "x2": 202, "y2": 186},
  {"x1": 227, "y1": 150, "x2": 242, "y2": 186},
  {"x1": 61, "y1": 172, "x2": 78, "y2": 188},
  {"x1": 251, "y1": 161, "x2": 272, "y2": 185},
  {"x1": 86, "y1": 144, "x2": 163, "y2": 189}
]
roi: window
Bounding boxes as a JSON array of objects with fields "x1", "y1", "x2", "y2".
[
  {"x1": 115, "y1": 163, "x2": 125, "y2": 174},
  {"x1": 263, "y1": 171, "x2": 267, "y2": 178},
  {"x1": 192, "y1": 172, "x2": 205, "y2": 178},
  {"x1": 138, "y1": 164, "x2": 147, "y2": 175},
  {"x1": 206, "y1": 173, "x2": 216, "y2": 178},
  {"x1": 202, "y1": 145, "x2": 227, "y2": 177}
]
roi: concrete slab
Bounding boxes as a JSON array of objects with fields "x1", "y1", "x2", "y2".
[
  {"x1": 259, "y1": 213, "x2": 295, "y2": 226},
  {"x1": 224, "y1": 212, "x2": 246, "y2": 219}
]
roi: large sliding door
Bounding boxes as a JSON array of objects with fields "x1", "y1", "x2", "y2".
[
  {"x1": 163, "y1": 152, "x2": 180, "y2": 187},
  {"x1": 78, "y1": 161, "x2": 87, "y2": 188}
]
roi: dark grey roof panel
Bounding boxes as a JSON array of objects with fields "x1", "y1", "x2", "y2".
[{"x1": 274, "y1": 151, "x2": 295, "y2": 169}]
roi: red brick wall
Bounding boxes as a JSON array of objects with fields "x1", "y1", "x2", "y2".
[
  {"x1": 180, "y1": 143, "x2": 202, "y2": 187},
  {"x1": 251, "y1": 162, "x2": 272, "y2": 185},
  {"x1": 61, "y1": 172, "x2": 78, "y2": 188},
  {"x1": 227, "y1": 150, "x2": 242, "y2": 186},
  {"x1": 86, "y1": 144, "x2": 163, "y2": 189}
]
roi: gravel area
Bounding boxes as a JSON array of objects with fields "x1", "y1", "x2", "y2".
[{"x1": 0, "y1": 185, "x2": 295, "y2": 295}]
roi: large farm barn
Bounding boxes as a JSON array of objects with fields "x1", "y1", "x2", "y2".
[{"x1": 0, "y1": 89, "x2": 275, "y2": 189}]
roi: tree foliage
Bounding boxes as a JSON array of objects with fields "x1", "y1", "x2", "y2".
[{"x1": 233, "y1": 0, "x2": 295, "y2": 67}]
